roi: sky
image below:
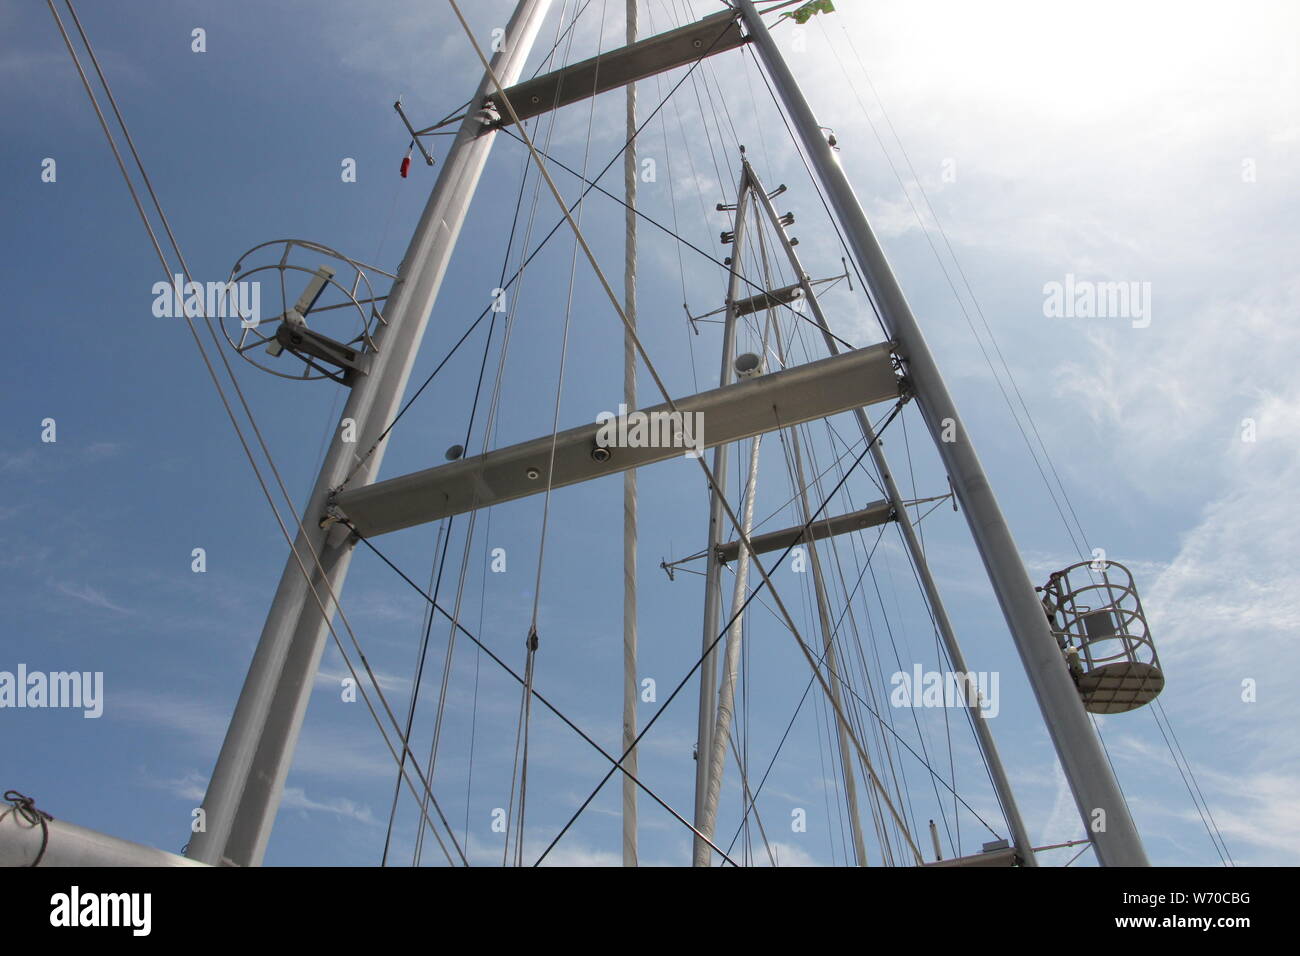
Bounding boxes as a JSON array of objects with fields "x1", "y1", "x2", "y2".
[{"x1": 2, "y1": 0, "x2": 1297, "y2": 867}]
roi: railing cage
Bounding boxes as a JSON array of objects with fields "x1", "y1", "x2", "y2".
[
  {"x1": 1040, "y1": 560, "x2": 1164, "y2": 714},
  {"x1": 220, "y1": 239, "x2": 396, "y2": 383}
]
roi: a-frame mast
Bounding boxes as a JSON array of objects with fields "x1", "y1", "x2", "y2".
[
  {"x1": 692, "y1": 165, "x2": 869, "y2": 866},
  {"x1": 744, "y1": 159, "x2": 1037, "y2": 865},
  {"x1": 690, "y1": 174, "x2": 749, "y2": 866}
]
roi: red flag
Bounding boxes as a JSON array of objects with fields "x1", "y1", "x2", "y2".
[{"x1": 400, "y1": 142, "x2": 413, "y2": 179}]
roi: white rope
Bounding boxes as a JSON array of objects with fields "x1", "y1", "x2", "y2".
[
  {"x1": 51, "y1": 0, "x2": 467, "y2": 866},
  {"x1": 701, "y1": 430, "x2": 762, "y2": 844},
  {"x1": 621, "y1": 0, "x2": 640, "y2": 869}
]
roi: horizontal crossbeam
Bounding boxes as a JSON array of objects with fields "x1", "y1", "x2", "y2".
[
  {"x1": 715, "y1": 499, "x2": 894, "y2": 564},
  {"x1": 333, "y1": 341, "x2": 899, "y2": 537},
  {"x1": 481, "y1": 10, "x2": 747, "y2": 130},
  {"x1": 732, "y1": 281, "x2": 804, "y2": 318}
]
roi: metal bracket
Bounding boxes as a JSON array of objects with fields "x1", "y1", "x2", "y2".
[
  {"x1": 273, "y1": 324, "x2": 370, "y2": 384},
  {"x1": 393, "y1": 98, "x2": 437, "y2": 167}
]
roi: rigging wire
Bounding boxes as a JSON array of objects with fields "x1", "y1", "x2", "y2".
[
  {"x1": 802, "y1": 398, "x2": 953, "y2": 848},
  {"x1": 779, "y1": 309, "x2": 923, "y2": 852},
  {"x1": 496, "y1": 128, "x2": 858, "y2": 352},
  {"x1": 412, "y1": 2, "x2": 599, "y2": 865},
  {"x1": 339, "y1": 6, "x2": 802, "y2": 489},
  {"x1": 1153, "y1": 700, "x2": 1234, "y2": 865},
  {"x1": 833, "y1": 16, "x2": 1235, "y2": 859},
  {"x1": 440, "y1": 9, "x2": 925, "y2": 869},
  {"x1": 52, "y1": 0, "x2": 469, "y2": 865},
  {"x1": 461, "y1": 507, "x2": 495, "y2": 850},
  {"x1": 384, "y1": 516, "x2": 448, "y2": 865},
  {"x1": 531, "y1": 401, "x2": 919, "y2": 865},
  {"x1": 399, "y1": 0, "x2": 589, "y2": 866},
  {"x1": 742, "y1": 7, "x2": 1224, "y2": 865},
  {"x1": 818, "y1": 19, "x2": 1090, "y2": 563},
  {"x1": 830, "y1": 13, "x2": 1226, "y2": 853},
  {"x1": 721, "y1": 523, "x2": 1006, "y2": 856},
  {"x1": 731, "y1": 38, "x2": 1011, "y2": 853},
  {"x1": 345, "y1": 524, "x2": 740, "y2": 865},
  {"x1": 760, "y1": 241, "x2": 877, "y2": 864},
  {"x1": 509, "y1": 0, "x2": 612, "y2": 867}
]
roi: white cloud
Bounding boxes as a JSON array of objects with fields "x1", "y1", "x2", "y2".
[
  {"x1": 0, "y1": 449, "x2": 36, "y2": 473},
  {"x1": 54, "y1": 581, "x2": 132, "y2": 614},
  {"x1": 146, "y1": 771, "x2": 379, "y2": 827},
  {"x1": 1199, "y1": 771, "x2": 1300, "y2": 863},
  {"x1": 115, "y1": 690, "x2": 400, "y2": 782},
  {"x1": 149, "y1": 770, "x2": 208, "y2": 803},
  {"x1": 463, "y1": 831, "x2": 623, "y2": 867},
  {"x1": 83, "y1": 442, "x2": 122, "y2": 461},
  {"x1": 281, "y1": 787, "x2": 379, "y2": 826},
  {"x1": 757, "y1": 839, "x2": 820, "y2": 867}
]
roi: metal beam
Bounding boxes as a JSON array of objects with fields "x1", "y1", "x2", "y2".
[
  {"x1": 0, "y1": 812, "x2": 208, "y2": 867},
  {"x1": 334, "y1": 342, "x2": 899, "y2": 537},
  {"x1": 482, "y1": 10, "x2": 746, "y2": 130},
  {"x1": 715, "y1": 499, "x2": 893, "y2": 564}
]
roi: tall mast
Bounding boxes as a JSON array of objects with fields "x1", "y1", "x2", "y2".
[
  {"x1": 696, "y1": 169, "x2": 871, "y2": 865},
  {"x1": 691, "y1": 177, "x2": 751, "y2": 866},
  {"x1": 745, "y1": 161, "x2": 1037, "y2": 865},
  {"x1": 735, "y1": 0, "x2": 1147, "y2": 866},
  {"x1": 187, "y1": 0, "x2": 554, "y2": 867}
]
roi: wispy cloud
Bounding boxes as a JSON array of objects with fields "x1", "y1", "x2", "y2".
[
  {"x1": 83, "y1": 442, "x2": 123, "y2": 461},
  {"x1": 0, "y1": 449, "x2": 36, "y2": 473},
  {"x1": 116, "y1": 688, "x2": 403, "y2": 783},
  {"x1": 54, "y1": 581, "x2": 132, "y2": 614},
  {"x1": 281, "y1": 787, "x2": 379, "y2": 825},
  {"x1": 147, "y1": 770, "x2": 379, "y2": 827}
]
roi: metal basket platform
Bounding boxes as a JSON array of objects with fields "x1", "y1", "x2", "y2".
[{"x1": 1040, "y1": 560, "x2": 1164, "y2": 714}]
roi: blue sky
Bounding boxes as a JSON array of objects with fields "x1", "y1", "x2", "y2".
[{"x1": 2, "y1": 0, "x2": 1296, "y2": 867}]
